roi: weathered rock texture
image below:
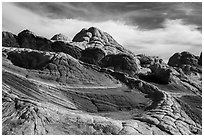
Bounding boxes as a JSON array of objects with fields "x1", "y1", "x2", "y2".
[
  {"x1": 168, "y1": 51, "x2": 201, "y2": 74},
  {"x1": 167, "y1": 51, "x2": 202, "y2": 96},
  {"x1": 51, "y1": 41, "x2": 82, "y2": 59},
  {"x1": 100, "y1": 54, "x2": 140, "y2": 76},
  {"x1": 2, "y1": 28, "x2": 202, "y2": 135},
  {"x1": 51, "y1": 33, "x2": 70, "y2": 41},
  {"x1": 17, "y1": 30, "x2": 52, "y2": 51},
  {"x1": 72, "y1": 27, "x2": 134, "y2": 55},
  {"x1": 168, "y1": 51, "x2": 199, "y2": 67},
  {"x1": 2, "y1": 31, "x2": 19, "y2": 47},
  {"x1": 80, "y1": 47, "x2": 105, "y2": 65},
  {"x1": 136, "y1": 54, "x2": 172, "y2": 84}
]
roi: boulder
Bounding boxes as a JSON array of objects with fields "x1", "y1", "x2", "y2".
[
  {"x1": 137, "y1": 54, "x2": 163, "y2": 68},
  {"x1": 17, "y1": 29, "x2": 52, "y2": 51},
  {"x1": 51, "y1": 41, "x2": 82, "y2": 59},
  {"x1": 2, "y1": 31, "x2": 19, "y2": 47},
  {"x1": 149, "y1": 63, "x2": 172, "y2": 84},
  {"x1": 139, "y1": 63, "x2": 172, "y2": 84},
  {"x1": 168, "y1": 51, "x2": 201, "y2": 75},
  {"x1": 136, "y1": 54, "x2": 172, "y2": 84},
  {"x1": 100, "y1": 53, "x2": 139, "y2": 76},
  {"x1": 80, "y1": 47, "x2": 105, "y2": 65},
  {"x1": 51, "y1": 33, "x2": 70, "y2": 41},
  {"x1": 168, "y1": 52, "x2": 199, "y2": 67}
]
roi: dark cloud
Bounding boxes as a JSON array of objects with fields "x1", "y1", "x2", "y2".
[{"x1": 14, "y1": 2, "x2": 202, "y2": 30}]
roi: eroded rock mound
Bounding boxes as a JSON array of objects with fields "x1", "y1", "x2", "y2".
[
  {"x1": 168, "y1": 52, "x2": 199, "y2": 67},
  {"x1": 168, "y1": 51, "x2": 202, "y2": 76},
  {"x1": 7, "y1": 49, "x2": 51, "y2": 69},
  {"x1": 17, "y1": 29, "x2": 52, "y2": 51},
  {"x1": 136, "y1": 54, "x2": 172, "y2": 84},
  {"x1": 148, "y1": 63, "x2": 173, "y2": 84},
  {"x1": 100, "y1": 54, "x2": 139, "y2": 76},
  {"x1": 51, "y1": 41, "x2": 82, "y2": 59},
  {"x1": 2, "y1": 31, "x2": 19, "y2": 47},
  {"x1": 72, "y1": 27, "x2": 117, "y2": 45},
  {"x1": 137, "y1": 54, "x2": 163, "y2": 68},
  {"x1": 51, "y1": 33, "x2": 70, "y2": 41},
  {"x1": 80, "y1": 47, "x2": 105, "y2": 65},
  {"x1": 72, "y1": 27, "x2": 133, "y2": 55}
]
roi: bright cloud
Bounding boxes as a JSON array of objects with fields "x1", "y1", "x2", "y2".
[{"x1": 2, "y1": 3, "x2": 202, "y2": 61}]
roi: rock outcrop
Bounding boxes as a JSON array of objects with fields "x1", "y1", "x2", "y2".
[
  {"x1": 148, "y1": 63, "x2": 173, "y2": 84},
  {"x1": 6, "y1": 49, "x2": 51, "y2": 69},
  {"x1": 100, "y1": 53, "x2": 140, "y2": 76},
  {"x1": 51, "y1": 41, "x2": 82, "y2": 59},
  {"x1": 17, "y1": 29, "x2": 52, "y2": 51},
  {"x1": 167, "y1": 52, "x2": 202, "y2": 95},
  {"x1": 72, "y1": 27, "x2": 134, "y2": 55},
  {"x1": 3, "y1": 47, "x2": 118, "y2": 86},
  {"x1": 80, "y1": 47, "x2": 105, "y2": 65},
  {"x1": 72, "y1": 27, "x2": 119, "y2": 45},
  {"x1": 168, "y1": 51, "x2": 199, "y2": 67},
  {"x1": 137, "y1": 54, "x2": 163, "y2": 68},
  {"x1": 51, "y1": 33, "x2": 70, "y2": 41},
  {"x1": 2, "y1": 31, "x2": 19, "y2": 47},
  {"x1": 136, "y1": 54, "x2": 172, "y2": 84}
]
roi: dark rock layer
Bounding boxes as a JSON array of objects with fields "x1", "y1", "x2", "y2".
[
  {"x1": 80, "y1": 47, "x2": 105, "y2": 65},
  {"x1": 2, "y1": 31, "x2": 19, "y2": 47},
  {"x1": 17, "y1": 29, "x2": 52, "y2": 51},
  {"x1": 100, "y1": 54, "x2": 140, "y2": 76},
  {"x1": 51, "y1": 41, "x2": 82, "y2": 59},
  {"x1": 168, "y1": 51, "x2": 199, "y2": 67}
]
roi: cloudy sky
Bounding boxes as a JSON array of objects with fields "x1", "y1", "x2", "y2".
[{"x1": 2, "y1": 2, "x2": 202, "y2": 61}]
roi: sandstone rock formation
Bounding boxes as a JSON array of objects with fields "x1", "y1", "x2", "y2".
[
  {"x1": 51, "y1": 41, "x2": 82, "y2": 59},
  {"x1": 3, "y1": 47, "x2": 119, "y2": 86},
  {"x1": 167, "y1": 52, "x2": 202, "y2": 96},
  {"x1": 2, "y1": 31, "x2": 19, "y2": 47},
  {"x1": 137, "y1": 54, "x2": 163, "y2": 68},
  {"x1": 168, "y1": 52, "x2": 199, "y2": 67},
  {"x1": 80, "y1": 47, "x2": 105, "y2": 65},
  {"x1": 72, "y1": 27, "x2": 134, "y2": 55},
  {"x1": 136, "y1": 54, "x2": 172, "y2": 84},
  {"x1": 148, "y1": 63, "x2": 172, "y2": 84},
  {"x1": 51, "y1": 33, "x2": 70, "y2": 41},
  {"x1": 17, "y1": 29, "x2": 52, "y2": 51},
  {"x1": 2, "y1": 28, "x2": 202, "y2": 135},
  {"x1": 100, "y1": 53, "x2": 140, "y2": 76}
]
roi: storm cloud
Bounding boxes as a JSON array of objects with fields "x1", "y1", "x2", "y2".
[{"x1": 15, "y1": 2, "x2": 202, "y2": 30}]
